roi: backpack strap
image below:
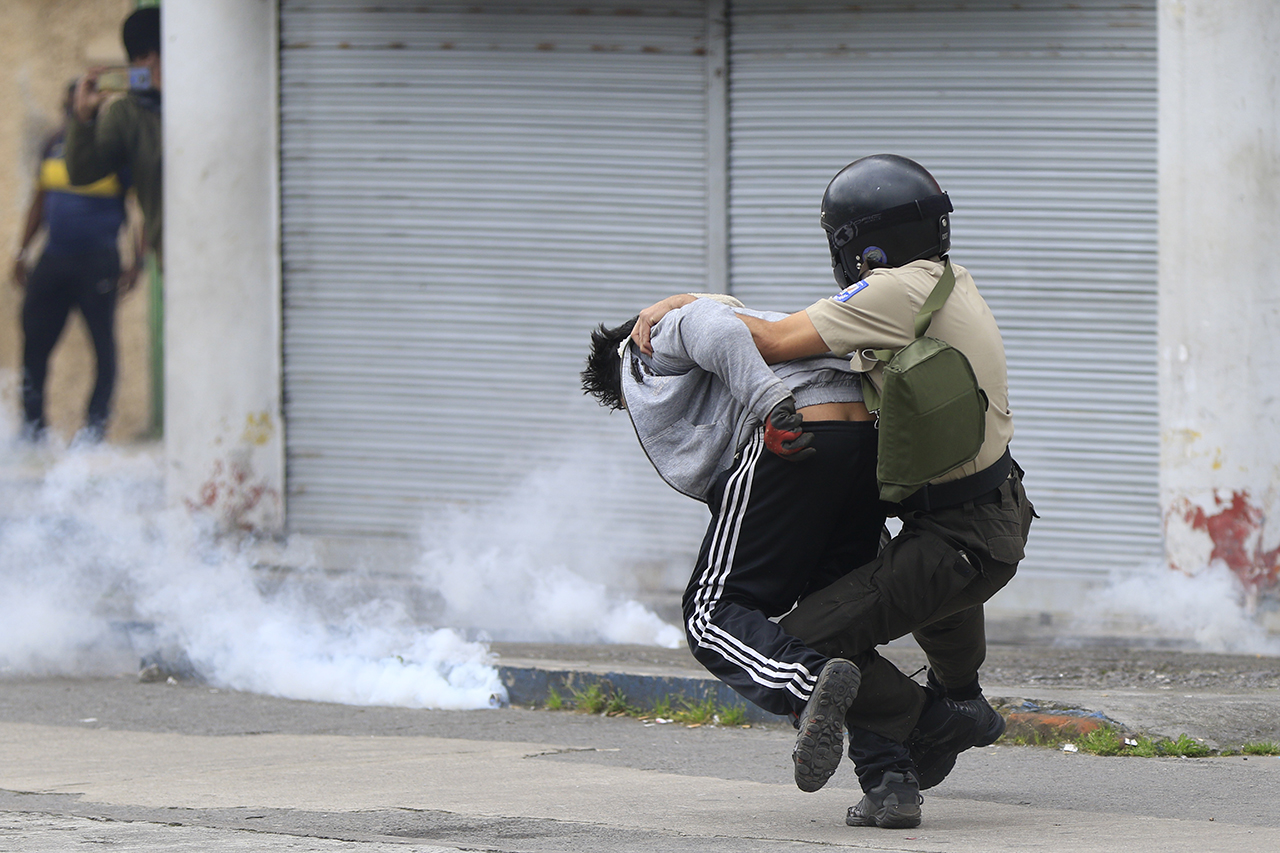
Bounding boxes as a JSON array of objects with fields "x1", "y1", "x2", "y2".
[
  {"x1": 913, "y1": 260, "x2": 956, "y2": 338},
  {"x1": 862, "y1": 261, "x2": 957, "y2": 413},
  {"x1": 868, "y1": 260, "x2": 957, "y2": 363}
]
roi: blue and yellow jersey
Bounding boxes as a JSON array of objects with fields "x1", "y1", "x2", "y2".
[{"x1": 38, "y1": 134, "x2": 129, "y2": 256}]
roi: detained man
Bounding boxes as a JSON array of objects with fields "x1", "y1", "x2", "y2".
[{"x1": 582, "y1": 294, "x2": 883, "y2": 798}]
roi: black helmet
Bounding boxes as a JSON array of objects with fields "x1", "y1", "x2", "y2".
[{"x1": 820, "y1": 154, "x2": 953, "y2": 287}]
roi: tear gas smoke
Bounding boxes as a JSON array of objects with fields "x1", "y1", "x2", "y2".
[
  {"x1": 0, "y1": 438, "x2": 683, "y2": 710},
  {"x1": 413, "y1": 456, "x2": 685, "y2": 647},
  {"x1": 1073, "y1": 559, "x2": 1280, "y2": 655},
  {"x1": 8, "y1": 430, "x2": 1271, "y2": 714}
]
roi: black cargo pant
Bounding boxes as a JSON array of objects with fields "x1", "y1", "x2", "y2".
[
  {"x1": 682, "y1": 421, "x2": 885, "y2": 717},
  {"x1": 21, "y1": 249, "x2": 120, "y2": 434},
  {"x1": 779, "y1": 463, "x2": 1035, "y2": 743}
]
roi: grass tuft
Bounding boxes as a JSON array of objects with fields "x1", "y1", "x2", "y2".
[
  {"x1": 1000, "y1": 721, "x2": 1219, "y2": 759},
  {"x1": 1078, "y1": 726, "x2": 1125, "y2": 756},
  {"x1": 1018, "y1": 722, "x2": 1218, "y2": 753},
  {"x1": 1166, "y1": 733, "x2": 1213, "y2": 758},
  {"x1": 645, "y1": 696, "x2": 674, "y2": 720},
  {"x1": 539, "y1": 683, "x2": 752, "y2": 727},
  {"x1": 671, "y1": 695, "x2": 719, "y2": 725},
  {"x1": 1242, "y1": 741, "x2": 1280, "y2": 756},
  {"x1": 604, "y1": 691, "x2": 638, "y2": 717},
  {"x1": 570, "y1": 683, "x2": 610, "y2": 715},
  {"x1": 1127, "y1": 735, "x2": 1162, "y2": 757}
]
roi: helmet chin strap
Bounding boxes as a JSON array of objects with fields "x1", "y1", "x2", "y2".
[
  {"x1": 831, "y1": 248, "x2": 880, "y2": 287},
  {"x1": 832, "y1": 253, "x2": 859, "y2": 287}
]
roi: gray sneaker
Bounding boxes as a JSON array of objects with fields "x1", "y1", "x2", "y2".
[
  {"x1": 846, "y1": 770, "x2": 923, "y2": 829},
  {"x1": 792, "y1": 658, "x2": 860, "y2": 792},
  {"x1": 909, "y1": 695, "x2": 1006, "y2": 789}
]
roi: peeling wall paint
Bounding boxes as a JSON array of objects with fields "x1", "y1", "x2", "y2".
[
  {"x1": 1168, "y1": 490, "x2": 1280, "y2": 591},
  {"x1": 186, "y1": 449, "x2": 282, "y2": 534},
  {"x1": 178, "y1": 411, "x2": 283, "y2": 533},
  {"x1": 241, "y1": 411, "x2": 275, "y2": 447}
]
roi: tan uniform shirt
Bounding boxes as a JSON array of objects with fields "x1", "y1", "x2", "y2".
[{"x1": 805, "y1": 258, "x2": 1014, "y2": 484}]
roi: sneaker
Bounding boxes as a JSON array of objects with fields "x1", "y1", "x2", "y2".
[
  {"x1": 793, "y1": 658, "x2": 860, "y2": 792},
  {"x1": 71, "y1": 423, "x2": 105, "y2": 448},
  {"x1": 17, "y1": 420, "x2": 47, "y2": 445},
  {"x1": 846, "y1": 770, "x2": 923, "y2": 829},
  {"x1": 908, "y1": 695, "x2": 1006, "y2": 790}
]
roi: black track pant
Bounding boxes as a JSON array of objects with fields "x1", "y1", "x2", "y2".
[
  {"x1": 682, "y1": 421, "x2": 884, "y2": 718},
  {"x1": 21, "y1": 250, "x2": 119, "y2": 433},
  {"x1": 780, "y1": 465, "x2": 1035, "y2": 742}
]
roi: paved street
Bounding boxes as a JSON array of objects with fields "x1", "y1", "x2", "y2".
[{"x1": 2, "y1": 669, "x2": 1278, "y2": 853}]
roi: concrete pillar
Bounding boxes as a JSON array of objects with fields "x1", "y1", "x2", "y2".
[
  {"x1": 1159, "y1": 0, "x2": 1280, "y2": 592},
  {"x1": 163, "y1": 0, "x2": 283, "y2": 532}
]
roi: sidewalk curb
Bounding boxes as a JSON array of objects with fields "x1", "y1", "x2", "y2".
[
  {"x1": 497, "y1": 665, "x2": 1140, "y2": 737},
  {"x1": 1004, "y1": 711, "x2": 1106, "y2": 739},
  {"x1": 497, "y1": 664, "x2": 791, "y2": 725},
  {"x1": 992, "y1": 698, "x2": 1122, "y2": 741}
]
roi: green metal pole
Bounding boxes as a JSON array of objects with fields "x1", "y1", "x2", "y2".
[{"x1": 147, "y1": 251, "x2": 163, "y2": 437}]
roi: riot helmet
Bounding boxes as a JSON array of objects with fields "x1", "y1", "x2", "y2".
[{"x1": 820, "y1": 154, "x2": 953, "y2": 287}]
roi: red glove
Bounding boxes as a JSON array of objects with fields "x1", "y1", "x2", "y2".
[{"x1": 764, "y1": 399, "x2": 815, "y2": 461}]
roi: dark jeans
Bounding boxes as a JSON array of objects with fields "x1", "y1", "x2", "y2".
[
  {"x1": 21, "y1": 250, "x2": 119, "y2": 433},
  {"x1": 779, "y1": 463, "x2": 1035, "y2": 742}
]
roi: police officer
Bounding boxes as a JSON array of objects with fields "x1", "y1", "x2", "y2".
[{"x1": 631, "y1": 154, "x2": 1036, "y2": 829}]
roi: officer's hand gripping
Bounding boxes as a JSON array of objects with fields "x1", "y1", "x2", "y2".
[{"x1": 764, "y1": 399, "x2": 815, "y2": 461}]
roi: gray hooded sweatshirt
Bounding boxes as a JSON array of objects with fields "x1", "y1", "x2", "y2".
[{"x1": 620, "y1": 297, "x2": 863, "y2": 503}]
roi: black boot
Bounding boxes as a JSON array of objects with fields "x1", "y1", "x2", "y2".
[
  {"x1": 792, "y1": 658, "x2": 860, "y2": 792},
  {"x1": 846, "y1": 770, "x2": 922, "y2": 829},
  {"x1": 908, "y1": 686, "x2": 1005, "y2": 790},
  {"x1": 845, "y1": 727, "x2": 922, "y2": 828}
]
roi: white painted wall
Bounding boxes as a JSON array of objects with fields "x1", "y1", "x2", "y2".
[
  {"x1": 163, "y1": 0, "x2": 284, "y2": 532},
  {"x1": 1158, "y1": 0, "x2": 1280, "y2": 588}
]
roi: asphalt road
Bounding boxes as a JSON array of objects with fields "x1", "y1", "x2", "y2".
[{"x1": 2, "y1": 673, "x2": 1279, "y2": 853}]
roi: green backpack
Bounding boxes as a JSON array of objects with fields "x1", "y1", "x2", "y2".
[{"x1": 861, "y1": 262, "x2": 989, "y2": 503}]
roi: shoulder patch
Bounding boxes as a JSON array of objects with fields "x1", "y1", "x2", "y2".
[{"x1": 831, "y1": 279, "x2": 870, "y2": 302}]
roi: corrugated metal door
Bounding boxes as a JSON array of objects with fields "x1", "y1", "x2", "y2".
[
  {"x1": 728, "y1": 0, "x2": 1160, "y2": 579},
  {"x1": 279, "y1": 1, "x2": 712, "y2": 556}
]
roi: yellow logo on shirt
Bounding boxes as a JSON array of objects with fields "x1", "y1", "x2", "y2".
[{"x1": 39, "y1": 158, "x2": 122, "y2": 197}]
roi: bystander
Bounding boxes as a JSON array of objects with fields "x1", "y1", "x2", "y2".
[{"x1": 11, "y1": 83, "x2": 142, "y2": 443}]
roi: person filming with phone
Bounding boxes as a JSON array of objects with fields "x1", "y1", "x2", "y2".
[
  {"x1": 11, "y1": 83, "x2": 143, "y2": 445},
  {"x1": 66, "y1": 6, "x2": 162, "y2": 262}
]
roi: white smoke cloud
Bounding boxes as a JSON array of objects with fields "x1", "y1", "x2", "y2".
[
  {"x1": 413, "y1": 457, "x2": 685, "y2": 648},
  {"x1": 1076, "y1": 558, "x2": 1280, "y2": 655},
  {"x1": 0, "y1": 437, "x2": 684, "y2": 709}
]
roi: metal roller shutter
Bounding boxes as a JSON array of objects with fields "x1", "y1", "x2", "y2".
[
  {"x1": 279, "y1": 1, "x2": 712, "y2": 558},
  {"x1": 727, "y1": 0, "x2": 1161, "y2": 579}
]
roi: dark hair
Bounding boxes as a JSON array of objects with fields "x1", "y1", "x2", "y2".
[
  {"x1": 123, "y1": 7, "x2": 161, "y2": 61},
  {"x1": 581, "y1": 316, "x2": 638, "y2": 411}
]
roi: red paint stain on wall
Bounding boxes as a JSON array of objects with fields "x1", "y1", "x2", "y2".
[
  {"x1": 1182, "y1": 491, "x2": 1280, "y2": 590},
  {"x1": 186, "y1": 459, "x2": 280, "y2": 533}
]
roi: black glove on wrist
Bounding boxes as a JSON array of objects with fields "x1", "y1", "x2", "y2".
[{"x1": 764, "y1": 399, "x2": 815, "y2": 461}]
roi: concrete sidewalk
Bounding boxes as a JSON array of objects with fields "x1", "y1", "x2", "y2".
[{"x1": 2, "y1": 660, "x2": 1278, "y2": 853}]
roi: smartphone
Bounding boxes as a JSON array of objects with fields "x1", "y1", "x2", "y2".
[{"x1": 96, "y1": 66, "x2": 153, "y2": 92}]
